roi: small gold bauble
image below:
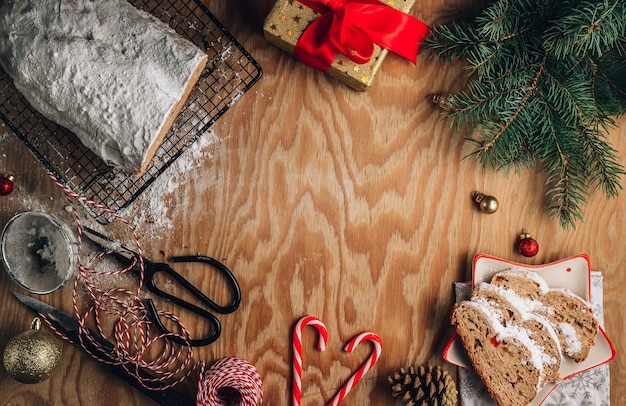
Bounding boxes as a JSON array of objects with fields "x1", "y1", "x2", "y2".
[
  {"x1": 472, "y1": 192, "x2": 499, "y2": 214},
  {"x1": 3, "y1": 317, "x2": 63, "y2": 384}
]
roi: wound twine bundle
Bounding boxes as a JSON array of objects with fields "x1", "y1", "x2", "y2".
[
  {"x1": 197, "y1": 357, "x2": 263, "y2": 406},
  {"x1": 44, "y1": 171, "x2": 263, "y2": 403}
]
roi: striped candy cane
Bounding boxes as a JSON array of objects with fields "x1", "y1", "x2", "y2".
[
  {"x1": 292, "y1": 316, "x2": 329, "y2": 406},
  {"x1": 327, "y1": 332, "x2": 382, "y2": 406}
]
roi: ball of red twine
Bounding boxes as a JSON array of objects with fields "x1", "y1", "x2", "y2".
[{"x1": 197, "y1": 357, "x2": 263, "y2": 406}]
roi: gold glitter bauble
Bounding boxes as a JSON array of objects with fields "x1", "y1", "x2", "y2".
[{"x1": 3, "y1": 317, "x2": 63, "y2": 384}]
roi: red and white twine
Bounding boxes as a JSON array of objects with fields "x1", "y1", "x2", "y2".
[
  {"x1": 44, "y1": 171, "x2": 262, "y2": 404},
  {"x1": 196, "y1": 357, "x2": 263, "y2": 406}
]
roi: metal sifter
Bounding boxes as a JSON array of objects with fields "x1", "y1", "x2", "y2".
[{"x1": 1, "y1": 212, "x2": 76, "y2": 294}]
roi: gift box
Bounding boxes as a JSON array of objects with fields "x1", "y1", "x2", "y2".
[{"x1": 263, "y1": 0, "x2": 428, "y2": 92}]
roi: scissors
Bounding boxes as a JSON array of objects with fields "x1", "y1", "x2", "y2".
[
  {"x1": 82, "y1": 227, "x2": 241, "y2": 347},
  {"x1": 13, "y1": 292, "x2": 195, "y2": 406}
]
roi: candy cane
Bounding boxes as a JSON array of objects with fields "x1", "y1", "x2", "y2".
[
  {"x1": 327, "y1": 332, "x2": 382, "y2": 406},
  {"x1": 292, "y1": 316, "x2": 329, "y2": 406}
]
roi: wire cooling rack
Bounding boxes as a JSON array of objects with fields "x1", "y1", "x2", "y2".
[{"x1": 0, "y1": 0, "x2": 262, "y2": 224}]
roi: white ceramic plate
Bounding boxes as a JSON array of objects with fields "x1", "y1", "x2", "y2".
[{"x1": 443, "y1": 253, "x2": 616, "y2": 406}]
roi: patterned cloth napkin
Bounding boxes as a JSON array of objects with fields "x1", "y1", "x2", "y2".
[{"x1": 454, "y1": 272, "x2": 610, "y2": 406}]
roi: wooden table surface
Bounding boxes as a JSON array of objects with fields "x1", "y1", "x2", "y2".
[{"x1": 0, "y1": 0, "x2": 624, "y2": 405}]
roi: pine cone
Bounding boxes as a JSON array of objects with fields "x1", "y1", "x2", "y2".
[{"x1": 388, "y1": 365, "x2": 458, "y2": 406}]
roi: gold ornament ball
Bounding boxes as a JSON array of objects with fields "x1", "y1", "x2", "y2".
[
  {"x1": 473, "y1": 192, "x2": 499, "y2": 214},
  {"x1": 3, "y1": 317, "x2": 63, "y2": 384}
]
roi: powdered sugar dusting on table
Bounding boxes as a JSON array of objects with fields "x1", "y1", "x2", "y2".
[
  {"x1": 1, "y1": 114, "x2": 223, "y2": 241},
  {"x1": 121, "y1": 128, "x2": 221, "y2": 232}
]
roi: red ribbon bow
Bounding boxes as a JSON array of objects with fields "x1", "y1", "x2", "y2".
[{"x1": 294, "y1": 0, "x2": 430, "y2": 71}]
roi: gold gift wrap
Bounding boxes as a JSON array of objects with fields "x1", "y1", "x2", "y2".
[{"x1": 263, "y1": 0, "x2": 418, "y2": 91}]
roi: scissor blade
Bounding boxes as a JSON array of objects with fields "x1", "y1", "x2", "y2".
[
  {"x1": 12, "y1": 292, "x2": 195, "y2": 406},
  {"x1": 82, "y1": 227, "x2": 135, "y2": 262},
  {"x1": 13, "y1": 292, "x2": 78, "y2": 331},
  {"x1": 13, "y1": 292, "x2": 115, "y2": 351}
]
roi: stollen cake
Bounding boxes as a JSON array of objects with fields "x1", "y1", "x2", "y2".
[
  {"x1": 451, "y1": 269, "x2": 599, "y2": 406},
  {"x1": 0, "y1": 0, "x2": 208, "y2": 175},
  {"x1": 490, "y1": 270, "x2": 599, "y2": 362}
]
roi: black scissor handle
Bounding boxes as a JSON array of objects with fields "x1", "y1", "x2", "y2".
[
  {"x1": 169, "y1": 255, "x2": 241, "y2": 314},
  {"x1": 144, "y1": 299, "x2": 221, "y2": 347},
  {"x1": 143, "y1": 256, "x2": 241, "y2": 346}
]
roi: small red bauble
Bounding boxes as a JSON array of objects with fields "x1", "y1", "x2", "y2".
[
  {"x1": 0, "y1": 175, "x2": 14, "y2": 196},
  {"x1": 518, "y1": 232, "x2": 539, "y2": 257}
]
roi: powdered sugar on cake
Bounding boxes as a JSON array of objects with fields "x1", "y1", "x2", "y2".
[
  {"x1": 468, "y1": 298, "x2": 552, "y2": 380},
  {"x1": 558, "y1": 322, "x2": 582, "y2": 355},
  {"x1": 0, "y1": 0, "x2": 207, "y2": 174},
  {"x1": 476, "y1": 282, "x2": 547, "y2": 313},
  {"x1": 452, "y1": 268, "x2": 599, "y2": 406}
]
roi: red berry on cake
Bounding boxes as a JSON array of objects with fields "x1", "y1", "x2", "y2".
[{"x1": 451, "y1": 269, "x2": 599, "y2": 406}]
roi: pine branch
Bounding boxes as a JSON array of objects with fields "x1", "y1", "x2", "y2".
[
  {"x1": 580, "y1": 125, "x2": 624, "y2": 197},
  {"x1": 484, "y1": 51, "x2": 548, "y2": 151},
  {"x1": 541, "y1": 103, "x2": 588, "y2": 228},
  {"x1": 424, "y1": 21, "x2": 484, "y2": 63},
  {"x1": 424, "y1": 0, "x2": 626, "y2": 228},
  {"x1": 544, "y1": 0, "x2": 626, "y2": 58}
]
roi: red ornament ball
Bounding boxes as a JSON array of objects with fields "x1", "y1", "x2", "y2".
[
  {"x1": 0, "y1": 176, "x2": 14, "y2": 196},
  {"x1": 518, "y1": 232, "x2": 539, "y2": 257}
]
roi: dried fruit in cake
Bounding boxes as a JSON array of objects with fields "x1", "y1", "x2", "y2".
[
  {"x1": 535, "y1": 289, "x2": 599, "y2": 362},
  {"x1": 489, "y1": 269, "x2": 599, "y2": 363},
  {"x1": 451, "y1": 269, "x2": 599, "y2": 406},
  {"x1": 451, "y1": 300, "x2": 545, "y2": 406},
  {"x1": 490, "y1": 269, "x2": 549, "y2": 300}
]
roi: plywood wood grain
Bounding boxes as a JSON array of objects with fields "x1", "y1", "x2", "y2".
[{"x1": 0, "y1": 0, "x2": 623, "y2": 405}]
